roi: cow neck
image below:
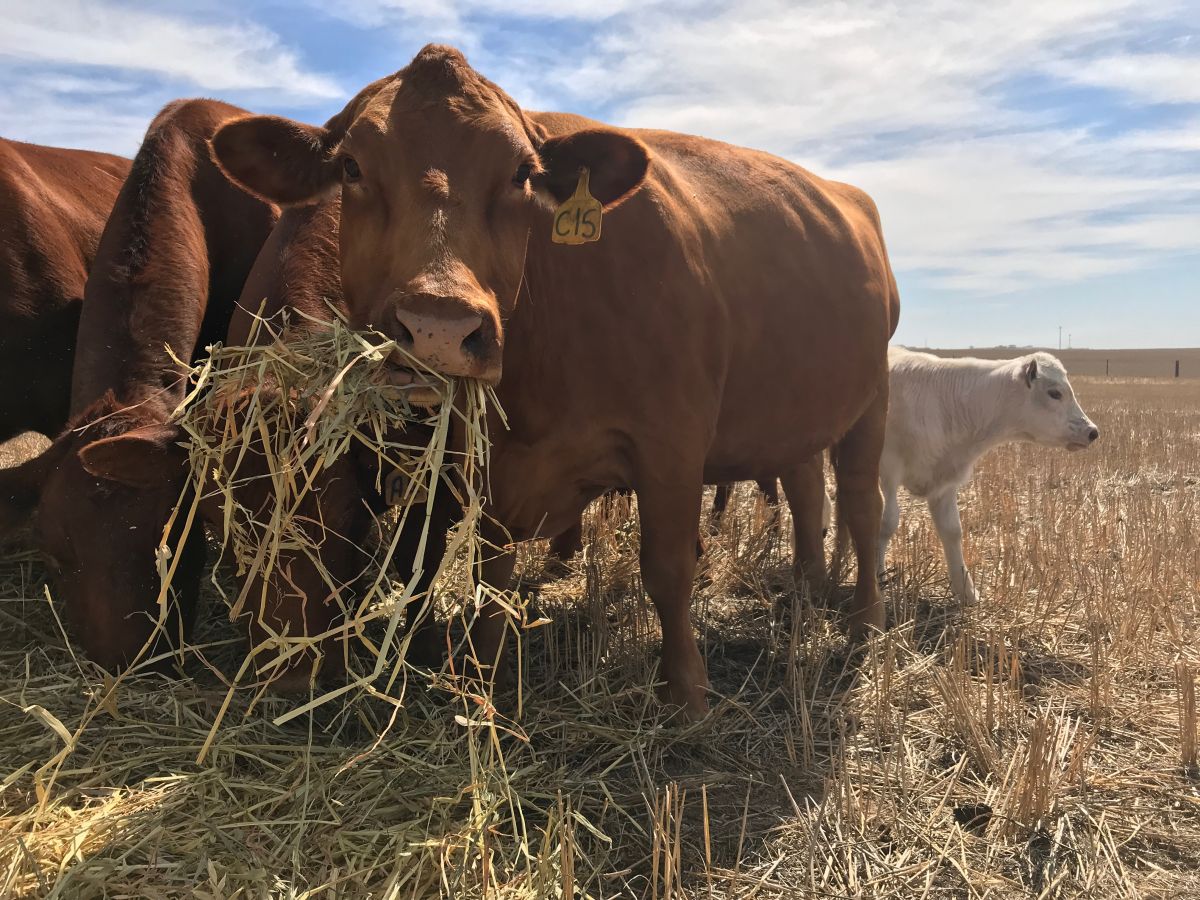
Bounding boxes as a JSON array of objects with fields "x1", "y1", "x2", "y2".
[
  {"x1": 495, "y1": 235, "x2": 581, "y2": 433},
  {"x1": 68, "y1": 113, "x2": 276, "y2": 427}
]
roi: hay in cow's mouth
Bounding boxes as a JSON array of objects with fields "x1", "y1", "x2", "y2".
[{"x1": 383, "y1": 356, "x2": 449, "y2": 407}]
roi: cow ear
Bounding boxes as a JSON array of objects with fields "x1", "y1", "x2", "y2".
[
  {"x1": 1024, "y1": 358, "x2": 1038, "y2": 387},
  {"x1": 211, "y1": 115, "x2": 340, "y2": 206},
  {"x1": 534, "y1": 129, "x2": 650, "y2": 209},
  {"x1": 78, "y1": 424, "x2": 188, "y2": 489}
]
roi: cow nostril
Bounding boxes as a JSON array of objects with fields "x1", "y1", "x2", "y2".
[
  {"x1": 460, "y1": 320, "x2": 489, "y2": 360},
  {"x1": 392, "y1": 318, "x2": 415, "y2": 349},
  {"x1": 1088, "y1": 428, "x2": 1099, "y2": 442}
]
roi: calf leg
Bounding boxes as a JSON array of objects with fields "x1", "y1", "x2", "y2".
[
  {"x1": 637, "y1": 476, "x2": 708, "y2": 717},
  {"x1": 927, "y1": 488, "x2": 977, "y2": 604},
  {"x1": 780, "y1": 456, "x2": 828, "y2": 592},
  {"x1": 832, "y1": 389, "x2": 888, "y2": 637},
  {"x1": 877, "y1": 475, "x2": 901, "y2": 576}
]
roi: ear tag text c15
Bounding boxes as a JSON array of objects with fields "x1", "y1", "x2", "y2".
[{"x1": 551, "y1": 168, "x2": 602, "y2": 245}]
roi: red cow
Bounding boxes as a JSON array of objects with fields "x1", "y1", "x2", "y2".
[{"x1": 210, "y1": 45, "x2": 899, "y2": 716}]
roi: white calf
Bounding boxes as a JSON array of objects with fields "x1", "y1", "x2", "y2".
[{"x1": 878, "y1": 348, "x2": 1098, "y2": 602}]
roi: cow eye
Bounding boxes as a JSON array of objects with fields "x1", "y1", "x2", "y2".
[
  {"x1": 1048, "y1": 389, "x2": 1063, "y2": 400},
  {"x1": 342, "y1": 156, "x2": 362, "y2": 182},
  {"x1": 512, "y1": 162, "x2": 532, "y2": 188}
]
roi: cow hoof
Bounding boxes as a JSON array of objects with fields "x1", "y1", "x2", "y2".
[
  {"x1": 845, "y1": 603, "x2": 887, "y2": 641},
  {"x1": 656, "y1": 681, "x2": 710, "y2": 721}
]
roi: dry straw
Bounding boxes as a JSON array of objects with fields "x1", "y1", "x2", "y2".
[{"x1": 1, "y1": 369, "x2": 1199, "y2": 897}]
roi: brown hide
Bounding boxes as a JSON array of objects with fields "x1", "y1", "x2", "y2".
[{"x1": 0, "y1": 138, "x2": 129, "y2": 441}]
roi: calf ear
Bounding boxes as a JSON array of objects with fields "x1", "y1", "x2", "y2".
[
  {"x1": 78, "y1": 424, "x2": 188, "y2": 489},
  {"x1": 1023, "y1": 358, "x2": 1038, "y2": 387},
  {"x1": 535, "y1": 129, "x2": 650, "y2": 209},
  {"x1": 211, "y1": 116, "x2": 340, "y2": 206}
]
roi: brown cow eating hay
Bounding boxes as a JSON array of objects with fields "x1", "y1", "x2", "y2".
[
  {"x1": 0, "y1": 101, "x2": 276, "y2": 672},
  {"x1": 206, "y1": 44, "x2": 899, "y2": 716}
]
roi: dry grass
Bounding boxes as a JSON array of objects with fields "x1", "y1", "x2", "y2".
[{"x1": 0, "y1": 374, "x2": 1197, "y2": 898}]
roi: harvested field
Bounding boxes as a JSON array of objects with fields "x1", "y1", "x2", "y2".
[
  {"x1": 920, "y1": 346, "x2": 1200, "y2": 380},
  {"x1": 0, "y1": 373, "x2": 1198, "y2": 898}
]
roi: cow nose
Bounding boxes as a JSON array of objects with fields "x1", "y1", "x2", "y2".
[
  {"x1": 1088, "y1": 426, "x2": 1099, "y2": 443},
  {"x1": 392, "y1": 301, "x2": 499, "y2": 380}
]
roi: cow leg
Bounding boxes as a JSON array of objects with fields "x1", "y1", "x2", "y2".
[
  {"x1": 757, "y1": 478, "x2": 780, "y2": 506},
  {"x1": 391, "y1": 489, "x2": 457, "y2": 668},
  {"x1": 780, "y1": 456, "x2": 828, "y2": 593},
  {"x1": 243, "y1": 548, "x2": 357, "y2": 693},
  {"x1": 710, "y1": 483, "x2": 733, "y2": 528},
  {"x1": 832, "y1": 389, "x2": 888, "y2": 637},
  {"x1": 757, "y1": 477, "x2": 784, "y2": 535},
  {"x1": 238, "y1": 460, "x2": 371, "y2": 693},
  {"x1": 466, "y1": 542, "x2": 519, "y2": 689},
  {"x1": 548, "y1": 517, "x2": 584, "y2": 561},
  {"x1": 636, "y1": 477, "x2": 708, "y2": 717},
  {"x1": 927, "y1": 488, "x2": 977, "y2": 604},
  {"x1": 877, "y1": 475, "x2": 901, "y2": 576}
]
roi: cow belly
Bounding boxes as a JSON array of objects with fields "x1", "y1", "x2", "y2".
[{"x1": 706, "y1": 348, "x2": 888, "y2": 478}]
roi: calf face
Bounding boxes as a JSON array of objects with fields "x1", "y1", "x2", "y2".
[
  {"x1": 212, "y1": 45, "x2": 650, "y2": 403},
  {"x1": 1018, "y1": 354, "x2": 1099, "y2": 452}
]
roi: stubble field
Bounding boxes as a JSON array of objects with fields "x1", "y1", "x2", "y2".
[{"x1": 0, "y1": 372, "x2": 1197, "y2": 898}]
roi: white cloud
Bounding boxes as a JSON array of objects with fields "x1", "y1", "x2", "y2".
[
  {"x1": 0, "y1": 1, "x2": 340, "y2": 100},
  {"x1": 0, "y1": 80, "x2": 150, "y2": 154},
  {"x1": 322, "y1": 0, "x2": 656, "y2": 28},
  {"x1": 1054, "y1": 52, "x2": 1200, "y2": 104},
  {"x1": 509, "y1": 0, "x2": 1198, "y2": 296},
  {"x1": 816, "y1": 128, "x2": 1200, "y2": 292}
]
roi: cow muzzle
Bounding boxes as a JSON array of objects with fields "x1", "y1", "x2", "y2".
[
  {"x1": 388, "y1": 295, "x2": 502, "y2": 405},
  {"x1": 1066, "y1": 420, "x2": 1100, "y2": 452}
]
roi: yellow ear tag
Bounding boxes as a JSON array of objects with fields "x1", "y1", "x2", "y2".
[{"x1": 551, "y1": 168, "x2": 602, "y2": 245}]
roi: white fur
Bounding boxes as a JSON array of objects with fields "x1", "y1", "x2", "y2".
[{"x1": 878, "y1": 347, "x2": 1098, "y2": 602}]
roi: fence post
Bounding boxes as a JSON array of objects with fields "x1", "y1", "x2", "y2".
[
  {"x1": 1176, "y1": 360, "x2": 1181, "y2": 378},
  {"x1": 1106, "y1": 359, "x2": 1109, "y2": 377}
]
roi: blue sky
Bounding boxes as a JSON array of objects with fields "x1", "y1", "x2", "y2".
[{"x1": 2, "y1": 0, "x2": 1197, "y2": 348}]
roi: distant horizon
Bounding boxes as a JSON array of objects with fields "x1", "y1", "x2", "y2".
[{"x1": 905, "y1": 344, "x2": 1200, "y2": 351}]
